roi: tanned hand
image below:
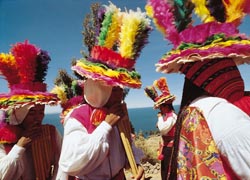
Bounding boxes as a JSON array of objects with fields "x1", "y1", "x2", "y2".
[
  {"x1": 105, "y1": 103, "x2": 124, "y2": 126},
  {"x1": 17, "y1": 137, "x2": 32, "y2": 148},
  {"x1": 132, "y1": 165, "x2": 145, "y2": 180}
]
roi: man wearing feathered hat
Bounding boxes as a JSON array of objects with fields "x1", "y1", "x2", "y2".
[
  {"x1": 54, "y1": 2, "x2": 152, "y2": 180},
  {"x1": 146, "y1": 0, "x2": 250, "y2": 179},
  {"x1": 144, "y1": 77, "x2": 177, "y2": 180},
  {"x1": 0, "y1": 41, "x2": 62, "y2": 180}
]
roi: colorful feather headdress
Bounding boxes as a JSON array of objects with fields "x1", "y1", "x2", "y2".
[
  {"x1": 51, "y1": 69, "x2": 85, "y2": 121},
  {"x1": 144, "y1": 77, "x2": 175, "y2": 109},
  {"x1": 0, "y1": 41, "x2": 58, "y2": 110},
  {"x1": 72, "y1": 2, "x2": 152, "y2": 89},
  {"x1": 145, "y1": 0, "x2": 250, "y2": 73}
]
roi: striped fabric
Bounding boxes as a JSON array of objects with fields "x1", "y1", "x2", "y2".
[{"x1": 180, "y1": 58, "x2": 244, "y2": 103}]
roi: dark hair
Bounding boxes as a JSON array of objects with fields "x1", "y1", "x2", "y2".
[
  {"x1": 169, "y1": 77, "x2": 209, "y2": 179},
  {"x1": 161, "y1": 103, "x2": 175, "y2": 111},
  {"x1": 180, "y1": 78, "x2": 210, "y2": 109}
]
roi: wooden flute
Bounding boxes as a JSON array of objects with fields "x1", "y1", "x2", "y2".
[{"x1": 31, "y1": 125, "x2": 54, "y2": 180}]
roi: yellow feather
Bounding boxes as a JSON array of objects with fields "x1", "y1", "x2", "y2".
[
  {"x1": 51, "y1": 86, "x2": 68, "y2": 104},
  {"x1": 191, "y1": 0, "x2": 215, "y2": 23},
  {"x1": 224, "y1": 0, "x2": 246, "y2": 22},
  {"x1": 120, "y1": 11, "x2": 141, "y2": 59},
  {"x1": 167, "y1": 39, "x2": 250, "y2": 55},
  {"x1": 77, "y1": 61, "x2": 139, "y2": 84},
  {"x1": 104, "y1": 10, "x2": 121, "y2": 49},
  {"x1": 0, "y1": 53, "x2": 16, "y2": 66}
]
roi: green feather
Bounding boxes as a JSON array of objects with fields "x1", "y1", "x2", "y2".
[
  {"x1": 174, "y1": 0, "x2": 194, "y2": 32},
  {"x1": 98, "y1": 12, "x2": 113, "y2": 46}
]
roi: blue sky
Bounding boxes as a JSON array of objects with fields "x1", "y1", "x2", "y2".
[{"x1": 1, "y1": 0, "x2": 250, "y2": 113}]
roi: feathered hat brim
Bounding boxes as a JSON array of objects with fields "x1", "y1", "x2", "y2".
[
  {"x1": 156, "y1": 22, "x2": 250, "y2": 73},
  {"x1": 156, "y1": 42, "x2": 250, "y2": 73},
  {"x1": 154, "y1": 94, "x2": 175, "y2": 109},
  {"x1": 72, "y1": 58, "x2": 142, "y2": 89},
  {"x1": 0, "y1": 91, "x2": 58, "y2": 110}
]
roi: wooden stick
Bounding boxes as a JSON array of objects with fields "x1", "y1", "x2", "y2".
[{"x1": 117, "y1": 102, "x2": 138, "y2": 177}]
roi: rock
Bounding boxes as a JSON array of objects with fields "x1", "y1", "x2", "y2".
[{"x1": 125, "y1": 134, "x2": 162, "y2": 180}]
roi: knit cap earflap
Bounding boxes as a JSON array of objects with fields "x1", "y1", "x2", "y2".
[{"x1": 71, "y1": 2, "x2": 152, "y2": 89}]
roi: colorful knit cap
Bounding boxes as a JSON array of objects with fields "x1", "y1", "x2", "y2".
[
  {"x1": 71, "y1": 2, "x2": 152, "y2": 89},
  {"x1": 144, "y1": 77, "x2": 175, "y2": 109},
  {"x1": 180, "y1": 58, "x2": 244, "y2": 102},
  {"x1": 51, "y1": 70, "x2": 84, "y2": 120},
  {"x1": 145, "y1": 0, "x2": 250, "y2": 73},
  {"x1": 0, "y1": 41, "x2": 59, "y2": 110}
]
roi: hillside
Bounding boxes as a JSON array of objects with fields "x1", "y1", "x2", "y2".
[{"x1": 125, "y1": 134, "x2": 162, "y2": 180}]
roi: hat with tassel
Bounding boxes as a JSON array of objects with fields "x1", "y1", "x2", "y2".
[{"x1": 144, "y1": 77, "x2": 175, "y2": 109}]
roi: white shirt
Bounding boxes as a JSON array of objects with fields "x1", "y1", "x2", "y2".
[
  {"x1": 57, "y1": 113, "x2": 127, "y2": 180},
  {"x1": 190, "y1": 96, "x2": 250, "y2": 180},
  {"x1": 0, "y1": 144, "x2": 25, "y2": 180},
  {"x1": 157, "y1": 112, "x2": 177, "y2": 136},
  {"x1": 0, "y1": 126, "x2": 62, "y2": 180}
]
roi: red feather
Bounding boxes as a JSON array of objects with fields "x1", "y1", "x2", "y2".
[{"x1": 11, "y1": 40, "x2": 39, "y2": 83}]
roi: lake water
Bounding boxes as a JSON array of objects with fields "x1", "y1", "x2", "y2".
[{"x1": 43, "y1": 105, "x2": 180, "y2": 136}]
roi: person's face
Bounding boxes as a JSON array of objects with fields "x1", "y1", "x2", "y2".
[
  {"x1": 84, "y1": 79, "x2": 112, "y2": 108},
  {"x1": 21, "y1": 104, "x2": 45, "y2": 129},
  {"x1": 159, "y1": 103, "x2": 171, "y2": 114}
]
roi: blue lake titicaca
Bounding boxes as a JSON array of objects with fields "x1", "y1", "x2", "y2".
[{"x1": 43, "y1": 106, "x2": 180, "y2": 136}]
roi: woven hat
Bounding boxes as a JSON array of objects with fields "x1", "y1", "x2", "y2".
[
  {"x1": 71, "y1": 2, "x2": 152, "y2": 89},
  {"x1": 146, "y1": 0, "x2": 250, "y2": 102},
  {"x1": 145, "y1": 77, "x2": 175, "y2": 109},
  {"x1": 0, "y1": 41, "x2": 59, "y2": 110}
]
